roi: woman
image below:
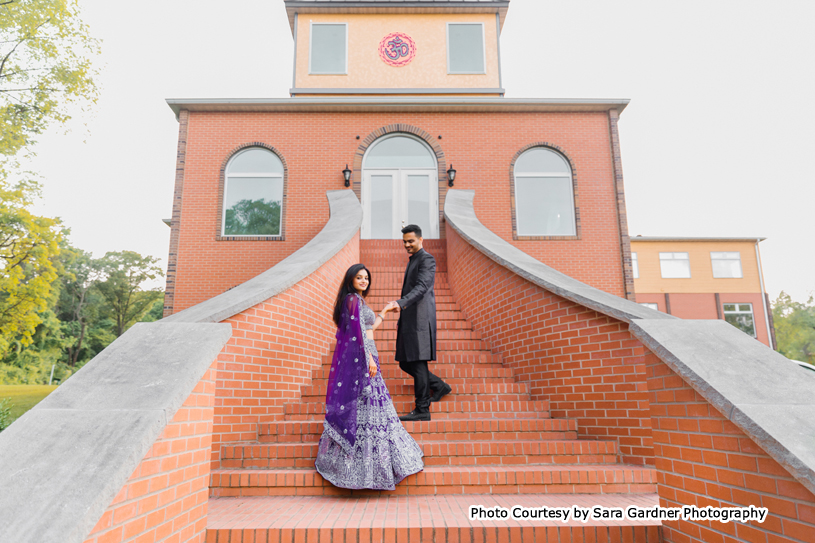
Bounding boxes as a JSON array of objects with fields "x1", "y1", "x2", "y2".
[{"x1": 315, "y1": 264, "x2": 424, "y2": 490}]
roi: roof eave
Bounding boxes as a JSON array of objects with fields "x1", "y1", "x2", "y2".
[
  {"x1": 283, "y1": 1, "x2": 511, "y2": 35},
  {"x1": 165, "y1": 97, "x2": 630, "y2": 119}
]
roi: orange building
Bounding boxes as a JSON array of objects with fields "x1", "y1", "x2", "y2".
[{"x1": 631, "y1": 236, "x2": 775, "y2": 347}]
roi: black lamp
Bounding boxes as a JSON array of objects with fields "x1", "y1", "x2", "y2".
[
  {"x1": 447, "y1": 164, "x2": 456, "y2": 187},
  {"x1": 342, "y1": 164, "x2": 352, "y2": 187}
]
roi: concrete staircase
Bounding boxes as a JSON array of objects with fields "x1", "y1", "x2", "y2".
[{"x1": 207, "y1": 240, "x2": 662, "y2": 542}]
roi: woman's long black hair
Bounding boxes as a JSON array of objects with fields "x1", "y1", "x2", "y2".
[{"x1": 333, "y1": 263, "x2": 372, "y2": 326}]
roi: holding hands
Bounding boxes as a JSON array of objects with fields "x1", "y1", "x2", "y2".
[{"x1": 383, "y1": 301, "x2": 400, "y2": 314}]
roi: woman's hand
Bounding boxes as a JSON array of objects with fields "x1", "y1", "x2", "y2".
[{"x1": 368, "y1": 360, "x2": 377, "y2": 378}]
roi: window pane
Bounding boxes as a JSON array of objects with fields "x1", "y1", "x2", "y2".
[
  {"x1": 711, "y1": 252, "x2": 742, "y2": 278},
  {"x1": 639, "y1": 302, "x2": 659, "y2": 310},
  {"x1": 723, "y1": 304, "x2": 736, "y2": 312},
  {"x1": 311, "y1": 24, "x2": 346, "y2": 74},
  {"x1": 632, "y1": 253, "x2": 639, "y2": 279},
  {"x1": 516, "y1": 177, "x2": 575, "y2": 236},
  {"x1": 407, "y1": 174, "x2": 431, "y2": 237},
  {"x1": 659, "y1": 252, "x2": 690, "y2": 278},
  {"x1": 224, "y1": 177, "x2": 283, "y2": 236},
  {"x1": 448, "y1": 24, "x2": 484, "y2": 73},
  {"x1": 370, "y1": 175, "x2": 393, "y2": 239},
  {"x1": 228, "y1": 149, "x2": 283, "y2": 174},
  {"x1": 725, "y1": 313, "x2": 756, "y2": 337},
  {"x1": 515, "y1": 148, "x2": 570, "y2": 174},
  {"x1": 364, "y1": 136, "x2": 435, "y2": 169}
]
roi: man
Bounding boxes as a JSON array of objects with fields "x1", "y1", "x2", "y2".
[{"x1": 385, "y1": 224, "x2": 452, "y2": 422}]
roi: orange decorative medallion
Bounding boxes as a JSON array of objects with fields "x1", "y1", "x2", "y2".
[{"x1": 379, "y1": 33, "x2": 416, "y2": 67}]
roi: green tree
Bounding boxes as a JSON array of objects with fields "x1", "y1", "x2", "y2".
[
  {"x1": 1, "y1": 0, "x2": 100, "y2": 159},
  {"x1": 95, "y1": 251, "x2": 163, "y2": 337},
  {"x1": 0, "y1": 178, "x2": 60, "y2": 354},
  {"x1": 772, "y1": 292, "x2": 815, "y2": 364}
]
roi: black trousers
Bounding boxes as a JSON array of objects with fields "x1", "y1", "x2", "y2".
[{"x1": 399, "y1": 360, "x2": 445, "y2": 412}]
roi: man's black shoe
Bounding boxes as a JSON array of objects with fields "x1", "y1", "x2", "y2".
[
  {"x1": 400, "y1": 410, "x2": 431, "y2": 422},
  {"x1": 430, "y1": 383, "x2": 452, "y2": 403}
]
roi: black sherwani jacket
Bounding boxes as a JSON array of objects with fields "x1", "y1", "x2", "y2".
[{"x1": 395, "y1": 248, "x2": 437, "y2": 362}]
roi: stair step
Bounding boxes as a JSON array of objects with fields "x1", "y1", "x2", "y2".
[
  {"x1": 322, "y1": 351, "x2": 500, "y2": 365},
  {"x1": 259, "y1": 418, "x2": 579, "y2": 443},
  {"x1": 207, "y1": 494, "x2": 661, "y2": 541},
  {"x1": 331, "y1": 339, "x2": 491, "y2": 352},
  {"x1": 369, "y1": 329, "x2": 482, "y2": 341},
  {"x1": 300, "y1": 383, "x2": 530, "y2": 399},
  {"x1": 300, "y1": 392, "x2": 530, "y2": 404},
  {"x1": 284, "y1": 400, "x2": 549, "y2": 420},
  {"x1": 210, "y1": 465, "x2": 657, "y2": 496},
  {"x1": 220, "y1": 440, "x2": 617, "y2": 469},
  {"x1": 312, "y1": 365, "x2": 515, "y2": 380},
  {"x1": 377, "y1": 317, "x2": 470, "y2": 329}
]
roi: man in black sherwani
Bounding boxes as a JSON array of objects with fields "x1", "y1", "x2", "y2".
[{"x1": 386, "y1": 224, "x2": 452, "y2": 422}]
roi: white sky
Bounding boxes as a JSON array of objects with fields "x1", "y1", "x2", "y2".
[{"x1": 29, "y1": 0, "x2": 815, "y2": 301}]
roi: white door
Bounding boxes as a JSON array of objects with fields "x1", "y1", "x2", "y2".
[{"x1": 362, "y1": 169, "x2": 439, "y2": 239}]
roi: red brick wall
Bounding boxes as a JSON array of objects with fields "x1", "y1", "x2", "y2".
[
  {"x1": 171, "y1": 110, "x2": 625, "y2": 313},
  {"x1": 82, "y1": 364, "x2": 217, "y2": 543},
  {"x1": 209, "y1": 233, "x2": 359, "y2": 468},
  {"x1": 446, "y1": 227, "x2": 654, "y2": 466},
  {"x1": 646, "y1": 351, "x2": 815, "y2": 543}
]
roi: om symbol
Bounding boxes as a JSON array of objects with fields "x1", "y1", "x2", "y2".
[
  {"x1": 379, "y1": 33, "x2": 416, "y2": 67},
  {"x1": 385, "y1": 37, "x2": 410, "y2": 60}
]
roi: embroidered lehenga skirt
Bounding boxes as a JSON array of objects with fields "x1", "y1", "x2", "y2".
[{"x1": 315, "y1": 361, "x2": 424, "y2": 490}]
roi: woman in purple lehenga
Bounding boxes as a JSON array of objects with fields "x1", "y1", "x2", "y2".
[{"x1": 315, "y1": 264, "x2": 424, "y2": 490}]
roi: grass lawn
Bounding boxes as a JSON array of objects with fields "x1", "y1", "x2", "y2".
[{"x1": 0, "y1": 385, "x2": 59, "y2": 421}]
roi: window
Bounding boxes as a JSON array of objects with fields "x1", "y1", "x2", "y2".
[
  {"x1": 723, "y1": 303, "x2": 756, "y2": 337},
  {"x1": 639, "y1": 302, "x2": 659, "y2": 310},
  {"x1": 711, "y1": 251, "x2": 743, "y2": 278},
  {"x1": 513, "y1": 148, "x2": 576, "y2": 237},
  {"x1": 632, "y1": 252, "x2": 639, "y2": 279},
  {"x1": 222, "y1": 148, "x2": 284, "y2": 237},
  {"x1": 659, "y1": 252, "x2": 691, "y2": 278},
  {"x1": 310, "y1": 23, "x2": 347, "y2": 74},
  {"x1": 447, "y1": 23, "x2": 485, "y2": 74}
]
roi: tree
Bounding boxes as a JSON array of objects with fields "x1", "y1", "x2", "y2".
[
  {"x1": 95, "y1": 251, "x2": 163, "y2": 337},
  {"x1": 0, "y1": 178, "x2": 60, "y2": 354},
  {"x1": 772, "y1": 292, "x2": 815, "y2": 365},
  {"x1": 1, "y1": 0, "x2": 100, "y2": 159}
]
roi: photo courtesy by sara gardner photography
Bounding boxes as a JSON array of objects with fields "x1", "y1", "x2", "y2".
[{"x1": 1, "y1": 1, "x2": 814, "y2": 542}]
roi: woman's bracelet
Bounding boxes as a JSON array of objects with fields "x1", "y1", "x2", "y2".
[{"x1": 377, "y1": 313, "x2": 386, "y2": 320}]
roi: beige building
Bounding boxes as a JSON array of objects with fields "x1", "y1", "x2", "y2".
[{"x1": 631, "y1": 237, "x2": 775, "y2": 348}]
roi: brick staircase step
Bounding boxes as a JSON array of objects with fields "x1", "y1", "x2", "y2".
[
  {"x1": 300, "y1": 382, "x2": 530, "y2": 399},
  {"x1": 284, "y1": 400, "x2": 549, "y2": 420},
  {"x1": 210, "y1": 465, "x2": 657, "y2": 496},
  {"x1": 220, "y1": 440, "x2": 618, "y2": 469},
  {"x1": 372, "y1": 329, "x2": 483, "y2": 341},
  {"x1": 258, "y1": 418, "x2": 579, "y2": 443},
  {"x1": 300, "y1": 392, "x2": 530, "y2": 404},
  {"x1": 320, "y1": 351, "x2": 499, "y2": 366},
  {"x1": 207, "y1": 494, "x2": 662, "y2": 542},
  {"x1": 330, "y1": 339, "x2": 491, "y2": 352},
  {"x1": 311, "y1": 365, "x2": 516, "y2": 380}
]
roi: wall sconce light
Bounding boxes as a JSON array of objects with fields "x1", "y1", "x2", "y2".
[
  {"x1": 343, "y1": 164, "x2": 352, "y2": 187},
  {"x1": 447, "y1": 164, "x2": 456, "y2": 187}
]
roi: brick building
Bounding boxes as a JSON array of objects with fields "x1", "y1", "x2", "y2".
[
  {"x1": 631, "y1": 237, "x2": 776, "y2": 348},
  {"x1": 6, "y1": 2, "x2": 813, "y2": 543},
  {"x1": 163, "y1": 0, "x2": 635, "y2": 317}
]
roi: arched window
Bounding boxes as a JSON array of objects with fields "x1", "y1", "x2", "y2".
[
  {"x1": 222, "y1": 148, "x2": 284, "y2": 237},
  {"x1": 513, "y1": 147, "x2": 576, "y2": 237}
]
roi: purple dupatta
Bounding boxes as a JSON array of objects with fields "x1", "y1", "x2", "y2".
[{"x1": 324, "y1": 294, "x2": 369, "y2": 452}]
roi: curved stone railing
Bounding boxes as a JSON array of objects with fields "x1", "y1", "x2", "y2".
[
  {"x1": 0, "y1": 322, "x2": 232, "y2": 543},
  {"x1": 0, "y1": 190, "x2": 363, "y2": 543},
  {"x1": 444, "y1": 188, "x2": 815, "y2": 497},
  {"x1": 165, "y1": 189, "x2": 362, "y2": 324}
]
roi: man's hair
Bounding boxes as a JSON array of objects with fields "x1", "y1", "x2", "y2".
[{"x1": 401, "y1": 224, "x2": 422, "y2": 238}]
